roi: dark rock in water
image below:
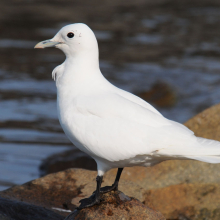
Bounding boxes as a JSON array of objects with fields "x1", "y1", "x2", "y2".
[
  {"x1": 0, "y1": 196, "x2": 63, "y2": 220},
  {"x1": 64, "y1": 191, "x2": 165, "y2": 220},
  {"x1": 0, "y1": 214, "x2": 11, "y2": 220},
  {"x1": 40, "y1": 148, "x2": 96, "y2": 176},
  {"x1": 136, "y1": 81, "x2": 176, "y2": 108}
]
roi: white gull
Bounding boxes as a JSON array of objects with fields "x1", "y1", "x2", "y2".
[{"x1": 35, "y1": 23, "x2": 220, "y2": 209}]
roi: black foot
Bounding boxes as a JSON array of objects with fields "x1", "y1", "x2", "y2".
[
  {"x1": 100, "y1": 183, "x2": 118, "y2": 193},
  {"x1": 94, "y1": 168, "x2": 123, "y2": 194},
  {"x1": 77, "y1": 193, "x2": 101, "y2": 210},
  {"x1": 92, "y1": 183, "x2": 118, "y2": 195},
  {"x1": 76, "y1": 169, "x2": 124, "y2": 210}
]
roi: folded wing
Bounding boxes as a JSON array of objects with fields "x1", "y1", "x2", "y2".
[{"x1": 74, "y1": 92, "x2": 196, "y2": 162}]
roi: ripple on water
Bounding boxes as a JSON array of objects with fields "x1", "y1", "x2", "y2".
[
  {"x1": 0, "y1": 39, "x2": 36, "y2": 49},
  {"x1": 0, "y1": 143, "x2": 71, "y2": 191}
]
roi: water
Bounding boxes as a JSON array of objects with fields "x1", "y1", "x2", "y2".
[
  {"x1": 1, "y1": 3, "x2": 220, "y2": 190},
  {"x1": 0, "y1": 143, "x2": 71, "y2": 191}
]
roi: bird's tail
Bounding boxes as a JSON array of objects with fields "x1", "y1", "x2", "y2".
[
  {"x1": 158, "y1": 137, "x2": 220, "y2": 164},
  {"x1": 186, "y1": 137, "x2": 220, "y2": 163},
  {"x1": 186, "y1": 155, "x2": 220, "y2": 163}
]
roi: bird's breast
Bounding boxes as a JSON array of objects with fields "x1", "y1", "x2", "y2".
[{"x1": 57, "y1": 95, "x2": 97, "y2": 157}]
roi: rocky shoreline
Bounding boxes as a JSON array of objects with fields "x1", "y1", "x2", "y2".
[
  {"x1": 0, "y1": 169, "x2": 165, "y2": 220},
  {"x1": 1, "y1": 104, "x2": 220, "y2": 219}
]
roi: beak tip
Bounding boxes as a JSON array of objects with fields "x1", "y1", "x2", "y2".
[
  {"x1": 34, "y1": 47, "x2": 44, "y2": 49},
  {"x1": 34, "y1": 43, "x2": 44, "y2": 49},
  {"x1": 34, "y1": 40, "x2": 60, "y2": 49}
]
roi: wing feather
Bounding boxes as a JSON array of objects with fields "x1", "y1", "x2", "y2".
[{"x1": 71, "y1": 93, "x2": 194, "y2": 162}]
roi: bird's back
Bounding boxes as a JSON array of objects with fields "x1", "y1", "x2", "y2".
[{"x1": 56, "y1": 74, "x2": 197, "y2": 164}]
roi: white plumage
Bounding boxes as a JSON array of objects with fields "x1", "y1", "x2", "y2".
[{"x1": 35, "y1": 23, "x2": 220, "y2": 177}]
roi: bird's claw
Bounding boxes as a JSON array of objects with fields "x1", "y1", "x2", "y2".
[
  {"x1": 93, "y1": 184, "x2": 118, "y2": 194},
  {"x1": 77, "y1": 194, "x2": 100, "y2": 210}
]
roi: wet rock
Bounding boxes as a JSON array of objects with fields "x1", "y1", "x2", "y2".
[
  {"x1": 40, "y1": 149, "x2": 96, "y2": 176},
  {"x1": 65, "y1": 191, "x2": 165, "y2": 220},
  {"x1": 136, "y1": 81, "x2": 177, "y2": 108},
  {"x1": 0, "y1": 214, "x2": 11, "y2": 220},
  {"x1": 0, "y1": 196, "x2": 63, "y2": 220}
]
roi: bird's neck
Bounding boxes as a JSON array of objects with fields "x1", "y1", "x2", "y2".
[
  {"x1": 56, "y1": 52, "x2": 105, "y2": 95},
  {"x1": 66, "y1": 51, "x2": 99, "y2": 72}
]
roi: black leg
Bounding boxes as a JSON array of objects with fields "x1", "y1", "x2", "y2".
[
  {"x1": 77, "y1": 175, "x2": 103, "y2": 210},
  {"x1": 99, "y1": 168, "x2": 124, "y2": 193}
]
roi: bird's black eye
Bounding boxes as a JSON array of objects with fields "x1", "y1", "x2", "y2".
[{"x1": 67, "y1": 32, "x2": 74, "y2": 38}]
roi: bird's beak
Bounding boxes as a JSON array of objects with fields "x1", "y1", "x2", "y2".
[{"x1": 34, "y1": 39, "x2": 62, "y2": 49}]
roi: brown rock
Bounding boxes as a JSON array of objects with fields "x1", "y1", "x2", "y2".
[
  {"x1": 0, "y1": 168, "x2": 146, "y2": 216},
  {"x1": 185, "y1": 103, "x2": 220, "y2": 141},
  {"x1": 65, "y1": 191, "x2": 165, "y2": 220},
  {"x1": 144, "y1": 183, "x2": 220, "y2": 220},
  {"x1": 0, "y1": 169, "x2": 165, "y2": 219},
  {"x1": 1, "y1": 104, "x2": 220, "y2": 219}
]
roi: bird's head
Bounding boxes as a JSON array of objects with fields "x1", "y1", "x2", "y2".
[{"x1": 34, "y1": 23, "x2": 99, "y2": 58}]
